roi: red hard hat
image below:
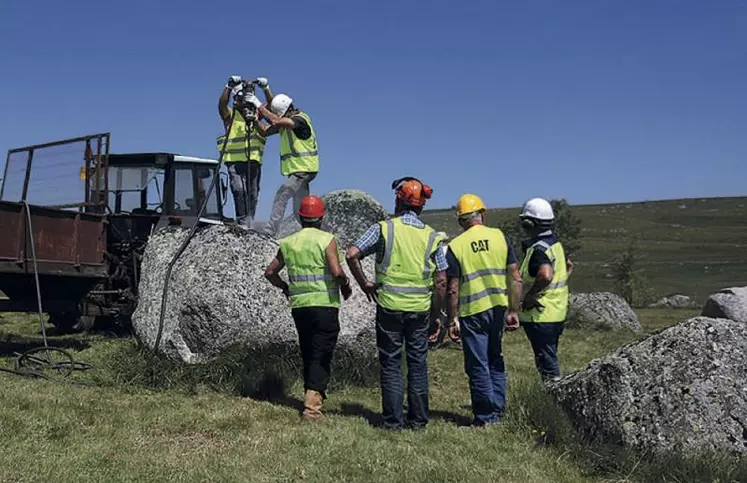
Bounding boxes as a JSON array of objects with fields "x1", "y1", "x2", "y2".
[{"x1": 298, "y1": 195, "x2": 325, "y2": 219}]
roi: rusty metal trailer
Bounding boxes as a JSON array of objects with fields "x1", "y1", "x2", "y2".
[
  {"x1": 0, "y1": 132, "x2": 229, "y2": 332},
  {"x1": 0, "y1": 134, "x2": 109, "y2": 326}
]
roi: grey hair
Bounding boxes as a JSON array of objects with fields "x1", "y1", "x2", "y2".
[{"x1": 458, "y1": 211, "x2": 482, "y2": 223}]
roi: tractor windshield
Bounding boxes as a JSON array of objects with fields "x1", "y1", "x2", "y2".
[
  {"x1": 106, "y1": 165, "x2": 165, "y2": 214},
  {"x1": 173, "y1": 163, "x2": 221, "y2": 218}
]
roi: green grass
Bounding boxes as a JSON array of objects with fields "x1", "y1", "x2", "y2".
[
  {"x1": 5, "y1": 307, "x2": 746, "y2": 482},
  {"x1": 0, "y1": 196, "x2": 745, "y2": 481},
  {"x1": 421, "y1": 196, "x2": 747, "y2": 303}
]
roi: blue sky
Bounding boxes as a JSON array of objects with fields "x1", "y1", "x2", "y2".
[{"x1": 1, "y1": 0, "x2": 745, "y2": 219}]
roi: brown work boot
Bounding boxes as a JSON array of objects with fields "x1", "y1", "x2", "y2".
[{"x1": 302, "y1": 390, "x2": 324, "y2": 421}]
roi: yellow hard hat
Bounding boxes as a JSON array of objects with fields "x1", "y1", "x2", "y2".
[{"x1": 455, "y1": 194, "x2": 486, "y2": 217}]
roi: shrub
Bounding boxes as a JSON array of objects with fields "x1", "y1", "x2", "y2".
[{"x1": 611, "y1": 238, "x2": 654, "y2": 307}]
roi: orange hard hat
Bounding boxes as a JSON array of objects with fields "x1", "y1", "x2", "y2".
[
  {"x1": 298, "y1": 195, "x2": 325, "y2": 219},
  {"x1": 392, "y1": 177, "x2": 432, "y2": 208}
]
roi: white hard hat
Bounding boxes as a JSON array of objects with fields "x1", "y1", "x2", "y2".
[
  {"x1": 520, "y1": 198, "x2": 554, "y2": 221},
  {"x1": 270, "y1": 94, "x2": 293, "y2": 116}
]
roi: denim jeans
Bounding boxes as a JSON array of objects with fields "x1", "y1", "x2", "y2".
[
  {"x1": 460, "y1": 306, "x2": 507, "y2": 424},
  {"x1": 375, "y1": 306, "x2": 430, "y2": 430},
  {"x1": 522, "y1": 322, "x2": 565, "y2": 380}
]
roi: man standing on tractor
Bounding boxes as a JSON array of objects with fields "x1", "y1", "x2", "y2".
[
  {"x1": 345, "y1": 178, "x2": 447, "y2": 431},
  {"x1": 250, "y1": 87, "x2": 319, "y2": 237},
  {"x1": 217, "y1": 75, "x2": 269, "y2": 228},
  {"x1": 517, "y1": 197, "x2": 573, "y2": 382},
  {"x1": 264, "y1": 195, "x2": 352, "y2": 421},
  {"x1": 445, "y1": 194, "x2": 523, "y2": 426}
]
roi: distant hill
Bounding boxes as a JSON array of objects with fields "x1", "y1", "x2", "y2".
[{"x1": 420, "y1": 196, "x2": 747, "y2": 303}]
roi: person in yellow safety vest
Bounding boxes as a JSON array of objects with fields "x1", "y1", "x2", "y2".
[
  {"x1": 346, "y1": 177, "x2": 447, "y2": 431},
  {"x1": 517, "y1": 197, "x2": 574, "y2": 382},
  {"x1": 445, "y1": 194, "x2": 523, "y2": 426},
  {"x1": 254, "y1": 89, "x2": 319, "y2": 237},
  {"x1": 264, "y1": 195, "x2": 353, "y2": 421},
  {"x1": 217, "y1": 75, "x2": 269, "y2": 228}
]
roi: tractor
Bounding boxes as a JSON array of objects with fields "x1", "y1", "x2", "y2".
[{"x1": 0, "y1": 133, "x2": 232, "y2": 332}]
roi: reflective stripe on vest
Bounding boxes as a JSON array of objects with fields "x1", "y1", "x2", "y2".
[
  {"x1": 519, "y1": 239, "x2": 569, "y2": 323},
  {"x1": 279, "y1": 228, "x2": 341, "y2": 309},
  {"x1": 374, "y1": 217, "x2": 444, "y2": 312},
  {"x1": 279, "y1": 111, "x2": 319, "y2": 176},
  {"x1": 217, "y1": 110, "x2": 266, "y2": 164},
  {"x1": 448, "y1": 224, "x2": 510, "y2": 317}
]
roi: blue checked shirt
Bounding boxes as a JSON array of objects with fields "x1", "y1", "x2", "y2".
[{"x1": 353, "y1": 211, "x2": 449, "y2": 271}]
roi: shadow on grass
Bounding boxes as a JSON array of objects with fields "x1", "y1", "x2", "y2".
[
  {"x1": 100, "y1": 341, "x2": 473, "y2": 427},
  {"x1": 0, "y1": 334, "x2": 91, "y2": 356},
  {"x1": 326, "y1": 402, "x2": 471, "y2": 428},
  {"x1": 99, "y1": 342, "x2": 379, "y2": 397},
  {"x1": 508, "y1": 379, "x2": 747, "y2": 483}
]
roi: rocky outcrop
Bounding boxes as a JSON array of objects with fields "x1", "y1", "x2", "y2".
[
  {"x1": 277, "y1": 189, "x2": 389, "y2": 248},
  {"x1": 550, "y1": 316, "x2": 747, "y2": 456},
  {"x1": 132, "y1": 225, "x2": 378, "y2": 365},
  {"x1": 649, "y1": 294, "x2": 697, "y2": 309},
  {"x1": 567, "y1": 292, "x2": 642, "y2": 332},
  {"x1": 702, "y1": 286, "x2": 747, "y2": 324}
]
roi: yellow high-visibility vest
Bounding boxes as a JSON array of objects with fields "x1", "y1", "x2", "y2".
[
  {"x1": 448, "y1": 224, "x2": 510, "y2": 317},
  {"x1": 279, "y1": 111, "x2": 318, "y2": 176},
  {"x1": 519, "y1": 240, "x2": 569, "y2": 323},
  {"x1": 216, "y1": 110, "x2": 266, "y2": 164},
  {"x1": 374, "y1": 217, "x2": 444, "y2": 312},
  {"x1": 279, "y1": 228, "x2": 342, "y2": 309}
]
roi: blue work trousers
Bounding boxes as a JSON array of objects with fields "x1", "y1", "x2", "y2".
[
  {"x1": 375, "y1": 306, "x2": 430, "y2": 430},
  {"x1": 522, "y1": 322, "x2": 565, "y2": 380},
  {"x1": 460, "y1": 306, "x2": 507, "y2": 425}
]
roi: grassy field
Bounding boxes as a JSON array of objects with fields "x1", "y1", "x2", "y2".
[
  {"x1": 3, "y1": 307, "x2": 745, "y2": 482},
  {"x1": 0, "y1": 195, "x2": 746, "y2": 481},
  {"x1": 421, "y1": 196, "x2": 747, "y2": 303}
]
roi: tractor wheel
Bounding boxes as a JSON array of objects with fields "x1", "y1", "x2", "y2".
[{"x1": 48, "y1": 312, "x2": 95, "y2": 334}]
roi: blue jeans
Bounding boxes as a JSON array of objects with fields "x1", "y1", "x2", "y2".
[
  {"x1": 460, "y1": 306, "x2": 507, "y2": 425},
  {"x1": 522, "y1": 322, "x2": 565, "y2": 380},
  {"x1": 375, "y1": 306, "x2": 430, "y2": 430}
]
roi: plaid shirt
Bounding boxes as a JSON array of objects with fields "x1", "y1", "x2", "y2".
[{"x1": 354, "y1": 211, "x2": 449, "y2": 271}]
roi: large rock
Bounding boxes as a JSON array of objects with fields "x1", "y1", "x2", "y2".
[
  {"x1": 132, "y1": 224, "x2": 378, "y2": 365},
  {"x1": 649, "y1": 294, "x2": 696, "y2": 309},
  {"x1": 567, "y1": 292, "x2": 642, "y2": 332},
  {"x1": 702, "y1": 286, "x2": 747, "y2": 324},
  {"x1": 549, "y1": 317, "x2": 747, "y2": 456},
  {"x1": 277, "y1": 189, "x2": 389, "y2": 248}
]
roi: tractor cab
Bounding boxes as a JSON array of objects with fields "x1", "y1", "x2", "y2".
[
  {"x1": 98, "y1": 153, "x2": 229, "y2": 239},
  {"x1": 96, "y1": 153, "x2": 231, "y2": 269}
]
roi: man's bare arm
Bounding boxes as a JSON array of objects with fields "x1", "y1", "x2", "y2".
[
  {"x1": 430, "y1": 271, "x2": 446, "y2": 323},
  {"x1": 219, "y1": 88, "x2": 232, "y2": 130},
  {"x1": 446, "y1": 276, "x2": 460, "y2": 324},
  {"x1": 264, "y1": 249, "x2": 289, "y2": 296},
  {"x1": 260, "y1": 85, "x2": 274, "y2": 104},
  {"x1": 527, "y1": 264, "x2": 553, "y2": 296},
  {"x1": 258, "y1": 105, "x2": 296, "y2": 130},
  {"x1": 344, "y1": 246, "x2": 369, "y2": 288},
  {"x1": 507, "y1": 263, "x2": 523, "y2": 313},
  {"x1": 326, "y1": 239, "x2": 349, "y2": 286},
  {"x1": 254, "y1": 118, "x2": 279, "y2": 137},
  {"x1": 566, "y1": 255, "x2": 574, "y2": 279}
]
